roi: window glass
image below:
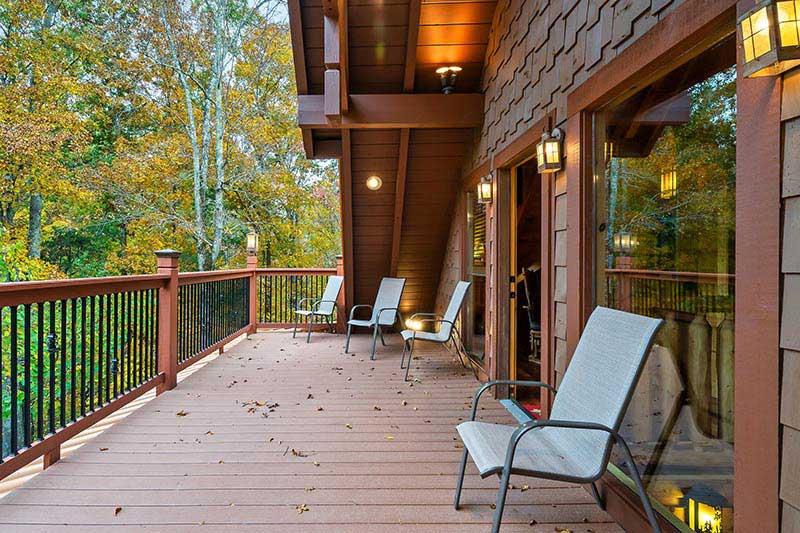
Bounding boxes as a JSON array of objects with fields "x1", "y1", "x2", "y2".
[
  {"x1": 466, "y1": 194, "x2": 486, "y2": 359},
  {"x1": 594, "y1": 66, "x2": 736, "y2": 533}
]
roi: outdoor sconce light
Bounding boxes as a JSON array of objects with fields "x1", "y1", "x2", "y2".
[
  {"x1": 477, "y1": 174, "x2": 493, "y2": 204},
  {"x1": 366, "y1": 175, "x2": 383, "y2": 190},
  {"x1": 739, "y1": 0, "x2": 800, "y2": 77},
  {"x1": 436, "y1": 66, "x2": 462, "y2": 94},
  {"x1": 246, "y1": 230, "x2": 259, "y2": 255},
  {"x1": 660, "y1": 169, "x2": 677, "y2": 199},
  {"x1": 536, "y1": 128, "x2": 563, "y2": 174}
]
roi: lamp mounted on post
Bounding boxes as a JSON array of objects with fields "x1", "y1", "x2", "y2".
[
  {"x1": 739, "y1": 0, "x2": 800, "y2": 77},
  {"x1": 246, "y1": 229, "x2": 259, "y2": 256}
]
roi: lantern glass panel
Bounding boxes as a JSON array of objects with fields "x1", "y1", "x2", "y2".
[
  {"x1": 778, "y1": 1, "x2": 800, "y2": 46},
  {"x1": 742, "y1": 6, "x2": 773, "y2": 62}
]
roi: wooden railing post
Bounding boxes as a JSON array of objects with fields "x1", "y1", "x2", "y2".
[
  {"x1": 155, "y1": 249, "x2": 180, "y2": 395},
  {"x1": 615, "y1": 255, "x2": 632, "y2": 312},
  {"x1": 335, "y1": 254, "x2": 346, "y2": 333},
  {"x1": 247, "y1": 253, "x2": 258, "y2": 335}
]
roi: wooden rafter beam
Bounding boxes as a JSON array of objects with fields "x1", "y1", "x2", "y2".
[
  {"x1": 302, "y1": 129, "x2": 314, "y2": 159},
  {"x1": 287, "y1": 0, "x2": 308, "y2": 95},
  {"x1": 403, "y1": 0, "x2": 421, "y2": 92},
  {"x1": 298, "y1": 93, "x2": 484, "y2": 129},
  {"x1": 390, "y1": 129, "x2": 410, "y2": 276},
  {"x1": 338, "y1": 0, "x2": 348, "y2": 112}
]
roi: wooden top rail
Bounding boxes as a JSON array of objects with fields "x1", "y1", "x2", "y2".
[
  {"x1": 0, "y1": 274, "x2": 170, "y2": 307},
  {"x1": 605, "y1": 268, "x2": 735, "y2": 283},
  {"x1": 178, "y1": 269, "x2": 252, "y2": 286},
  {"x1": 256, "y1": 267, "x2": 337, "y2": 275}
]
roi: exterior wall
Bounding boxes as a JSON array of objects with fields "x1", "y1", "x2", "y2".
[
  {"x1": 436, "y1": 0, "x2": 689, "y2": 380},
  {"x1": 434, "y1": 194, "x2": 465, "y2": 316},
  {"x1": 781, "y1": 69, "x2": 800, "y2": 532}
]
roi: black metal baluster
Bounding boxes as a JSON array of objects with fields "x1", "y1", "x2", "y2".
[
  {"x1": 0, "y1": 308, "x2": 3, "y2": 460},
  {"x1": 80, "y1": 297, "x2": 87, "y2": 417},
  {"x1": 97, "y1": 295, "x2": 104, "y2": 408},
  {"x1": 36, "y1": 302, "x2": 44, "y2": 440},
  {"x1": 70, "y1": 298, "x2": 77, "y2": 422},
  {"x1": 105, "y1": 293, "x2": 111, "y2": 403},
  {"x1": 133, "y1": 291, "x2": 140, "y2": 384},
  {"x1": 59, "y1": 300, "x2": 66, "y2": 428},
  {"x1": 23, "y1": 304, "x2": 31, "y2": 448},
  {"x1": 48, "y1": 301, "x2": 56, "y2": 434},
  {"x1": 113, "y1": 292, "x2": 119, "y2": 398},
  {"x1": 154, "y1": 290, "x2": 160, "y2": 374},
  {"x1": 10, "y1": 306, "x2": 18, "y2": 454}
]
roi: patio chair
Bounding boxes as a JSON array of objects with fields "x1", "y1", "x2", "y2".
[
  {"x1": 292, "y1": 275, "x2": 344, "y2": 343},
  {"x1": 400, "y1": 280, "x2": 471, "y2": 381},
  {"x1": 454, "y1": 306, "x2": 664, "y2": 533},
  {"x1": 344, "y1": 277, "x2": 406, "y2": 360}
]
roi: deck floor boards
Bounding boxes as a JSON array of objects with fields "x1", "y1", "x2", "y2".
[{"x1": 0, "y1": 332, "x2": 622, "y2": 532}]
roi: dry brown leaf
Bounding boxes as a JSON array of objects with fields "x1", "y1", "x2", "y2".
[
  {"x1": 291, "y1": 449, "x2": 308, "y2": 457},
  {"x1": 176, "y1": 410, "x2": 189, "y2": 417},
  {"x1": 304, "y1": 487, "x2": 316, "y2": 492},
  {"x1": 345, "y1": 423, "x2": 353, "y2": 429},
  {"x1": 521, "y1": 484, "x2": 530, "y2": 492},
  {"x1": 296, "y1": 504, "x2": 310, "y2": 514},
  {"x1": 384, "y1": 435, "x2": 394, "y2": 441},
  {"x1": 114, "y1": 507, "x2": 122, "y2": 516},
  {"x1": 313, "y1": 461, "x2": 320, "y2": 467},
  {"x1": 99, "y1": 447, "x2": 109, "y2": 451}
]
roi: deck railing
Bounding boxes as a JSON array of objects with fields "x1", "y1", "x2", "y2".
[{"x1": 0, "y1": 250, "x2": 343, "y2": 480}]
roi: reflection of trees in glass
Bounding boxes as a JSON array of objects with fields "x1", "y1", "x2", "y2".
[{"x1": 607, "y1": 68, "x2": 736, "y2": 274}]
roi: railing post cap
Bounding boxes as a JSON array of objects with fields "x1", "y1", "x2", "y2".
[{"x1": 155, "y1": 249, "x2": 181, "y2": 258}]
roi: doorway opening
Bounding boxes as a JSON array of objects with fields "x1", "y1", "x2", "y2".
[{"x1": 510, "y1": 159, "x2": 542, "y2": 416}]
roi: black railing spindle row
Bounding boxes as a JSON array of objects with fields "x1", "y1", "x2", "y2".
[{"x1": 256, "y1": 273, "x2": 334, "y2": 325}]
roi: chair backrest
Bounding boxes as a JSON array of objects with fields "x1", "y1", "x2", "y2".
[
  {"x1": 316, "y1": 275, "x2": 344, "y2": 315},
  {"x1": 548, "y1": 307, "x2": 662, "y2": 471},
  {"x1": 370, "y1": 277, "x2": 406, "y2": 325},
  {"x1": 439, "y1": 281, "x2": 471, "y2": 337}
]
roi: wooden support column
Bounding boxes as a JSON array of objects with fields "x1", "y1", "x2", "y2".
[
  {"x1": 323, "y1": 0, "x2": 347, "y2": 119},
  {"x1": 247, "y1": 253, "x2": 258, "y2": 335},
  {"x1": 340, "y1": 130, "x2": 354, "y2": 314},
  {"x1": 390, "y1": 129, "x2": 410, "y2": 276},
  {"x1": 155, "y1": 249, "x2": 180, "y2": 395},
  {"x1": 335, "y1": 255, "x2": 346, "y2": 333}
]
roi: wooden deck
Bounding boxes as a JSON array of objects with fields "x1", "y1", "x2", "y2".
[{"x1": 0, "y1": 332, "x2": 622, "y2": 532}]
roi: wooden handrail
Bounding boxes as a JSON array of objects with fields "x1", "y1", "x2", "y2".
[
  {"x1": 178, "y1": 269, "x2": 252, "y2": 286},
  {"x1": 605, "y1": 268, "x2": 734, "y2": 283},
  {"x1": 256, "y1": 267, "x2": 337, "y2": 275},
  {"x1": 0, "y1": 274, "x2": 169, "y2": 307}
]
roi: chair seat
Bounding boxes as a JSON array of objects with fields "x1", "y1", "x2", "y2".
[
  {"x1": 294, "y1": 309, "x2": 313, "y2": 316},
  {"x1": 348, "y1": 318, "x2": 374, "y2": 328},
  {"x1": 456, "y1": 421, "x2": 606, "y2": 481},
  {"x1": 401, "y1": 329, "x2": 448, "y2": 343}
]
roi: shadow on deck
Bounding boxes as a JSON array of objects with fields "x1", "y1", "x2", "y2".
[{"x1": 0, "y1": 332, "x2": 621, "y2": 532}]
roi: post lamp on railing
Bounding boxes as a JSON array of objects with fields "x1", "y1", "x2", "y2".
[
  {"x1": 660, "y1": 169, "x2": 677, "y2": 199},
  {"x1": 245, "y1": 230, "x2": 259, "y2": 335},
  {"x1": 739, "y1": 0, "x2": 800, "y2": 77},
  {"x1": 246, "y1": 230, "x2": 259, "y2": 256}
]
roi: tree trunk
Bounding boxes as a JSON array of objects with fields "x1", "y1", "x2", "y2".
[
  {"x1": 27, "y1": 193, "x2": 42, "y2": 259},
  {"x1": 210, "y1": 0, "x2": 226, "y2": 268}
]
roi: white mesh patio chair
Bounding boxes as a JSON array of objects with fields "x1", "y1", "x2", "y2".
[
  {"x1": 455, "y1": 306, "x2": 664, "y2": 533},
  {"x1": 344, "y1": 277, "x2": 406, "y2": 360},
  {"x1": 292, "y1": 275, "x2": 344, "y2": 343},
  {"x1": 400, "y1": 280, "x2": 471, "y2": 381}
]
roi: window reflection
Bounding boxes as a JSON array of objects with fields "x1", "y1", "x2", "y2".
[
  {"x1": 465, "y1": 194, "x2": 486, "y2": 359},
  {"x1": 595, "y1": 66, "x2": 736, "y2": 533}
]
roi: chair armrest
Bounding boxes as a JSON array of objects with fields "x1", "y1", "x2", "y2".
[
  {"x1": 312, "y1": 299, "x2": 339, "y2": 314},
  {"x1": 296, "y1": 298, "x2": 318, "y2": 311},
  {"x1": 376, "y1": 307, "x2": 401, "y2": 325},
  {"x1": 349, "y1": 304, "x2": 373, "y2": 321},
  {"x1": 410, "y1": 312, "x2": 442, "y2": 320},
  {"x1": 470, "y1": 380, "x2": 557, "y2": 421},
  {"x1": 413, "y1": 317, "x2": 455, "y2": 335}
]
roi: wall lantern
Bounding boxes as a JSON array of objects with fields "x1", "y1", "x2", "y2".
[
  {"x1": 536, "y1": 128, "x2": 563, "y2": 174},
  {"x1": 678, "y1": 485, "x2": 730, "y2": 533},
  {"x1": 246, "y1": 230, "x2": 259, "y2": 255},
  {"x1": 477, "y1": 174, "x2": 493, "y2": 204},
  {"x1": 436, "y1": 65, "x2": 462, "y2": 94},
  {"x1": 739, "y1": 0, "x2": 800, "y2": 77},
  {"x1": 660, "y1": 169, "x2": 677, "y2": 199},
  {"x1": 366, "y1": 175, "x2": 383, "y2": 190}
]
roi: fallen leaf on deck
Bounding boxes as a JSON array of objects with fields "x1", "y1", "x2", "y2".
[
  {"x1": 373, "y1": 406, "x2": 381, "y2": 411},
  {"x1": 554, "y1": 528, "x2": 573, "y2": 533},
  {"x1": 99, "y1": 447, "x2": 109, "y2": 451},
  {"x1": 205, "y1": 431, "x2": 214, "y2": 435},
  {"x1": 114, "y1": 507, "x2": 122, "y2": 516},
  {"x1": 313, "y1": 461, "x2": 320, "y2": 467},
  {"x1": 307, "y1": 393, "x2": 314, "y2": 399},
  {"x1": 385, "y1": 435, "x2": 394, "y2": 440},
  {"x1": 296, "y1": 504, "x2": 310, "y2": 514},
  {"x1": 291, "y1": 449, "x2": 308, "y2": 457},
  {"x1": 345, "y1": 423, "x2": 353, "y2": 429},
  {"x1": 521, "y1": 484, "x2": 530, "y2": 492},
  {"x1": 176, "y1": 410, "x2": 189, "y2": 417},
  {"x1": 304, "y1": 487, "x2": 315, "y2": 492},
  {"x1": 401, "y1": 400, "x2": 408, "y2": 406}
]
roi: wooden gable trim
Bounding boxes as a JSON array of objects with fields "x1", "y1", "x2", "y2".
[{"x1": 288, "y1": 0, "x2": 308, "y2": 95}]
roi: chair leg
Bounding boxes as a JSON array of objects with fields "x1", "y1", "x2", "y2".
[
  {"x1": 370, "y1": 325, "x2": 379, "y2": 360},
  {"x1": 306, "y1": 314, "x2": 313, "y2": 343},
  {"x1": 454, "y1": 448, "x2": 469, "y2": 510},
  {"x1": 404, "y1": 340, "x2": 414, "y2": 381},
  {"x1": 491, "y1": 467, "x2": 512, "y2": 533},
  {"x1": 400, "y1": 340, "x2": 408, "y2": 369},
  {"x1": 589, "y1": 481, "x2": 605, "y2": 510},
  {"x1": 345, "y1": 324, "x2": 352, "y2": 353},
  {"x1": 379, "y1": 327, "x2": 387, "y2": 346},
  {"x1": 616, "y1": 437, "x2": 661, "y2": 533},
  {"x1": 292, "y1": 313, "x2": 299, "y2": 338}
]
